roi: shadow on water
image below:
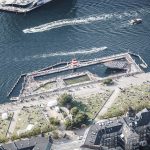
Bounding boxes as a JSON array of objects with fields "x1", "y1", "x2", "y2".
[{"x1": 105, "y1": 68, "x2": 126, "y2": 76}]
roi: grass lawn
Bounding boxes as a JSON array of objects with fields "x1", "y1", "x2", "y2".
[
  {"x1": 34, "y1": 81, "x2": 56, "y2": 93},
  {"x1": 14, "y1": 106, "x2": 48, "y2": 134},
  {"x1": 64, "y1": 75, "x2": 90, "y2": 85},
  {"x1": 0, "y1": 112, "x2": 13, "y2": 137},
  {"x1": 74, "y1": 89, "x2": 112, "y2": 119},
  {"x1": 101, "y1": 83, "x2": 150, "y2": 119}
]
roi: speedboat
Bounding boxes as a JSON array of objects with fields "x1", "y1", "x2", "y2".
[{"x1": 130, "y1": 18, "x2": 142, "y2": 25}]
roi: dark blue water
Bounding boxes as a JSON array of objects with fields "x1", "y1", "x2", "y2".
[{"x1": 0, "y1": 0, "x2": 150, "y2": 103}]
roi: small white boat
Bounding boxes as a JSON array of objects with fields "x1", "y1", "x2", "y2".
[{"x1": 130, "y1": 18, "x2": 142, "y2": 25}]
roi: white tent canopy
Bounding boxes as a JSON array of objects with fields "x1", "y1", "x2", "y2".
[
  {"x1": 1, "y1": 112, "x2": 8, "y2": 120},
  {"x1": 47, "y1": 100, "x2": 58, "y2": 107},
  {"x1": 55, "y1": 106, "x2": 60, "y2": 113},
  {"x1": 26, "y1": 124, "x2": 34, "y2": 131}
]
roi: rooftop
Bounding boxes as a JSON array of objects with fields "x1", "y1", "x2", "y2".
[
  {"x1": 82, "y1": 108, "x2": 150, "y2": 149},
  {"x1": 0, "y1": 136, "x2": 52, "y2": 150}
]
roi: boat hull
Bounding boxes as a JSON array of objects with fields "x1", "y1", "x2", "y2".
[{"x1": 0, "y1": 0, "x2": 53, "y2": 13}]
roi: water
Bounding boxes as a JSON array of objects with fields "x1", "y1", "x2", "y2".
[{"x1": 0, "y1": 0, "x2": 150, "y2": 103}]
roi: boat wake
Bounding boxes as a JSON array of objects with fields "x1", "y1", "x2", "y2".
[
  {"x1": 23, "y1": 10, "x2": 139, "y2": 33},
  {"x1": 14, "y1": 46, "x2": 107, "y2": 62}
]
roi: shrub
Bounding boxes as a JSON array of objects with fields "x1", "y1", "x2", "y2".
[
  {"x1": 52, "y1": 131, "x2": 59, "y2": 139},
  {"x1": 103, "y1": 78, "x2": 113, "y2": 85},
  {"x1": 62, "y1": 110, "x2": 68, "y2": 118},
  {"x1": 0, "y1": 136, "x2": 8, "y2": 143},
  {"x1": 41, "y1": 125, "x2": 55, "y2": 133},
  {"x1": 64, "y1": 119, "x2": 72, "y2": 129},
  {"x1": 49, "y1": 117, "x2": 60, "y2": 126},
  {"x1": 74, "y1": 112, "x2": 89, "y2": 127},
  {"x1": 11, "y1": 134, "x2": 20, "y2": 141}
]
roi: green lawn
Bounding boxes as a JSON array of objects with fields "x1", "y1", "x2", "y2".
[
  {"x1": 74, "y1": 90, "x2": 112, "y2": 119},
  {"x1": 101, "y1": 84, "x2": 150, "y2": 119},
  {"x1": 0, "y1": 112, "x2": 13, "y2": 137},
  {"x1": 34, "y1": 81, "x2": 56, "y2": 93},
  {"x1": 14, "y1": 106, "x2": 48, "y2": 134},
  {"x1": 64, "y1": 75, "x2": 90, "y2": 85}
]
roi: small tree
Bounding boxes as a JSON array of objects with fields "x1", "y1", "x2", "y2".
[{"x1": 58, "y1": 93, "x2": 73, "y2": 107}]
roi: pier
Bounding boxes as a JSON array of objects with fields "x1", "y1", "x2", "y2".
[
  {"x1": 28, "y1": 53, "x2": 142, "y2": 78},
  {"x1": 129, "y1": 52, "x2": 148, "y2": 68},
  {"x1": 7, "y1": 74, "x2": 26, "y2": 97}
]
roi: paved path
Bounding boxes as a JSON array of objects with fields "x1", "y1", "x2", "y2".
[
  {"x1": 98, "y1": 88, "x2": 120, "y2": 116},
  {"x1": 7, "y1": 109, "x2": 21, "y2": 137}
]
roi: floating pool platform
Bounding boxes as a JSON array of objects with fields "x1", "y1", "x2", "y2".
[{"x1": 8, "y1": 52, "x2": 146, "y2": 101}]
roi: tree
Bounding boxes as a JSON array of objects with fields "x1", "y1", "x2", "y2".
[
  {"x1": 58, "y1": 93, "x2": 73, "y2": 107},
  {"x1": 74, "y1": 112, "x2": 88, "y2": 126},
  {"x1": 70, "y1": 107, "x2": 79, "y2": 116}
]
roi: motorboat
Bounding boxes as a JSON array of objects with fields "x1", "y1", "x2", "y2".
[{"x1": 130, "y1": 18, "x2": 142, "y2": 25}]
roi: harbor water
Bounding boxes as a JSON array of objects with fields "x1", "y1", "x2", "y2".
[{"x1": 0, "y1": 0, "x2": 150, "y2": 103}]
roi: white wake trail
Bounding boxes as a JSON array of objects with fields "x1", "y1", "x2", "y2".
[
  {"x1": 23, "y1": 15, "x2": 113, "y2": 33},
  {"x1": 34, "y1": 46, "x2": 107, "y2": 58},
  {"x1": 15, "y1": 46, "x2": 107, "y2": 62},
  {"x1": 23, "y1": 10, "x2": 139, "y2": 33}
]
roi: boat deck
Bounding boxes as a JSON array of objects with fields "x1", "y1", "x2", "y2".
[{"x1": 0, "y1": 0, "x2": 53, "y2": 13}]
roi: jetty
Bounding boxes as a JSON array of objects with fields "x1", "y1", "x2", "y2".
[{"x1": 8, "y1": 52, "x2": 146, "y2": 101}]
